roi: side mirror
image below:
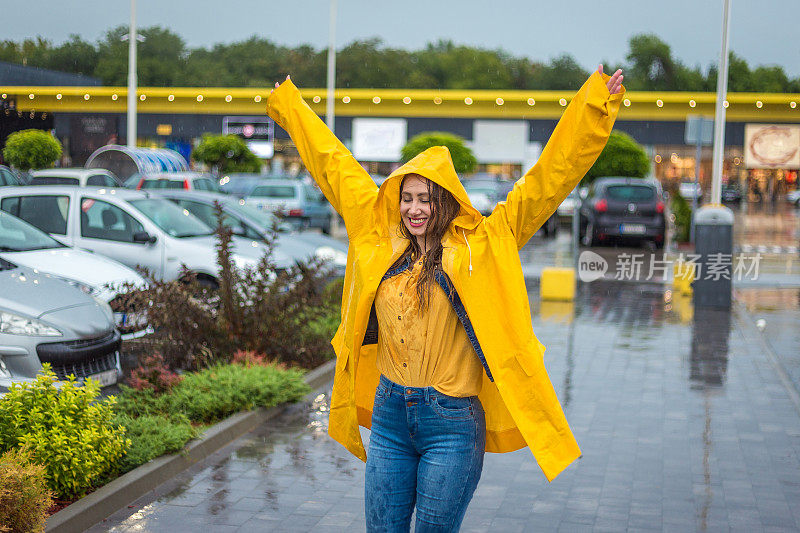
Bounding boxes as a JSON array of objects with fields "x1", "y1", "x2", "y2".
[{"x1": 132, "y1": 231, "x2": 156, "y2": 244}]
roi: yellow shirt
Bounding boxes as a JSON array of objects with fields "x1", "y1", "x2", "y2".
[{"x1": 375, "y1": 258, "x2": 483, "y2": 397}]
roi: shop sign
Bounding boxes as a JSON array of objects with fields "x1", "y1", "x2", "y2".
[{"x1": 744, "y1": 124, "x2": 800, "y2": 169}]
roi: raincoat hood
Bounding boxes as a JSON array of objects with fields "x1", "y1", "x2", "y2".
[{"x1": 375, "y1": 146, "x2": 483, "y2": 236}]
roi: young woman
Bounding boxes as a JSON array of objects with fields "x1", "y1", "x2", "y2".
[{"x1": 267, "y1": 66, "x2": 624, "y2": 532}]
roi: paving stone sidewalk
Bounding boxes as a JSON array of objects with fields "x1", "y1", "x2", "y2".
[{"x1": 89, "y1": 280, "x2": 800, "y2": 532}]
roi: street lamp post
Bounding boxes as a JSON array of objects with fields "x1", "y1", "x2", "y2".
[
  {"x1": 325, "y1": 0, "x2": 337, "y2": 132},
  {"x1": 693, "y1": 0, "x2": 735, "y2": 309},
  {"x1": 127, "y1": 0, "x2": 137, "y2": 149}
]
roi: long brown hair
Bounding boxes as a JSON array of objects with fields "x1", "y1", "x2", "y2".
[{"x1": 396, "y1": 174, "x2": 461, "y2": 311}]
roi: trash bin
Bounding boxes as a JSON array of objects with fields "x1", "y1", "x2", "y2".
[{"x1": 693, "y1": 204, "x2": 734, "y2": 309}]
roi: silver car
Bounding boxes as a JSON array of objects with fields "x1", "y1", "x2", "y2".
[
  {"x1": 0, "y1": 186, "x2": 291, "y2": 285},
  {"x1": 149, "y1": 190, "x2": 348, "y2": 276},
  {"x1": 0, "y1": 262, "x2": 121, "y2": 392}
]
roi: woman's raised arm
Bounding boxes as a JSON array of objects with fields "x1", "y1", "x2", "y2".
[
  {"x1": 486, "y1": 66, "x2": 625, "y2": 249},
  {"x1": 267, "y1": 77, "x2": 378, "y2": 238}
]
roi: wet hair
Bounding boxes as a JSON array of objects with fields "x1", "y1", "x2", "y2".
[{"x1": 396, "y1": 174, "x2": 461, "y2": 311}]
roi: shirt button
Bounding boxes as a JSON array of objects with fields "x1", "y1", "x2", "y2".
[
  {"x1": 398, "y1": 315, "x2": 401, "y2": 320},
  {"x1": 402, "y1": 363, "x2": 407, "y2": 367},
  {"x1": 400, "y1": 339, "x2": 404, "y2": 343}
]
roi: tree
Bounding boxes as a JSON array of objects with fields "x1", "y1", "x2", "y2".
[
  {"x1": 584, "y1": 130, "x2": 649, "y2": 183},
  {"x1": 625, "y1": 33, "x2": 677, "y2": 91},
  {"x1": 529, "y1": 54, "x2": 590, "y2": 90},
  {"x1": 401, "y1": 132, "x2": 477, "y2": 174},
  {"x1": 192, "y1": 134, "x2": 261, "y2": 174},
  {"x1": 2, "y1": 129, "x2": 62, "y2": 171},
  {"x1": 95, "y1": 25, "x2": 187, "y2": 86}
]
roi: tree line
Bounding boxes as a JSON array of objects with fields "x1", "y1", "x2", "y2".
[{"x1": 2, "y1": 27, "x2": 798, "y2": 92}]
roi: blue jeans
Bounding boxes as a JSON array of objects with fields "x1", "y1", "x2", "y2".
[{"x1": 365, "y1": 375, "x2": 486, "y2": 532}]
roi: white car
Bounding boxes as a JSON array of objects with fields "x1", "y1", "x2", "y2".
[
  {"x1": 0, "y1": 186, "x2": 290, "y2": 286},
  {"x1": 787, "y1": 189, "x2": 800, "y2": 207},
  {"x1": 0, "y1": 210, "x2": 148, "y2": 338},
  {"x1": 29, "y1": 168, "x2": 123, "y2": 188},
  {"x1": 679, "y1": 181, "x2": 703, "y2": 202}
]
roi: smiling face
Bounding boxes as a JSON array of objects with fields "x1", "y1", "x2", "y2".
[{"x1": 400, "y1": 174, "x2": 433, "y2": 251}]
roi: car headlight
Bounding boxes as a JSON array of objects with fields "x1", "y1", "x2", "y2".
[
  {"x1": 0, "y1": 311, "x2": 62, "y2": 337},
  {"x1": 315, "y1": 246, "x2": 347, "y2": 266}
]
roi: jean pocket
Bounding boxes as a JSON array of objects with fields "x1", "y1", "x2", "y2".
[
  {"x1": 372, "y1": 383, "x2": 390, "y2": 411},
  {"x1": 431, "y1": 393, "x2": 473, "y2": 420}
]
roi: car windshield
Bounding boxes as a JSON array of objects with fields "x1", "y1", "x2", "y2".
[
  {"x1": 224, "y1": 199, "x2": 279, "y2": 228},
  {"x1": 141, "y1": 179, "x2": 184, "y2": 190},
  {"x1": 605, "y1": 185, "x2": 656, "y2": 202},
  {"x1": 30, "y1": 176, "x2": 79, "y2": 186},
  {"x1": 250, "y1": 185, "x2": 297, "y2": 198},
  {"x1": 129, "y1": 199, "x2": 214, "y2": 238},
  {"x1": 464, "y1": 187, "x2": 496, "y2": 196},
  {"x1": 0, "y1": 210, "x2": 65, "y2": 252}
]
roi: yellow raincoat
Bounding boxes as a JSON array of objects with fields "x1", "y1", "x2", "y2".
[{"x1": 267, "y1": 71, "x2": 624, "y2": 481}]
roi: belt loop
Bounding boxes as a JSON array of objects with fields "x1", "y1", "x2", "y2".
[{"x1": 424, "y1": 387, "x2": 432, "y2": 404}]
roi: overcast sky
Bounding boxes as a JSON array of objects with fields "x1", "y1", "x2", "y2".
[{"x1": 5, "y1": 0, "x2": 800, "y2": 78}]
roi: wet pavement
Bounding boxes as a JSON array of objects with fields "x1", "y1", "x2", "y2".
[{"x1": 90, "y1": 279, "x2": 800, "y2": 532}]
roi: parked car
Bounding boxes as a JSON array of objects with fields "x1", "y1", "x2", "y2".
[
  {"x1": 242, "y1": 178, "x2": 334, "y2": 234},
  {"x1": 721, "y1": 184, "x2": 743, "y2": 204},
  {"x1": 462, "y1": 177, "x2": 558, "y2": 237},
  {"x1": 150, "y1": 190, "x2": 348, "y2": 276},
  {"x1": 679, "y1": 181, "x2": 703, "y2": 202},
  {"x1": 579, "y1": 177, "x2": 666, "y2": 248},
  {"x1": 134, "y1": 171, "x2": 221, "y2": 192},
  {"x1": 0, "y1": 261, "x2": 122, "y2": 392},
  {"x1": 29, "y1": 168, "x2": 123, "y2": 188},
  {"x1": 0, "y1": 186, "x2": 290, "y2": 286},
  {"x1": 0, "y1": 165, "x2": 22, "y2": 187},
  {"x1": 557, "y1": 189, "x2": 581, "y2": 221},
  {"x1": 786, "y1": 189, "x2": 800, "y2": 207}
]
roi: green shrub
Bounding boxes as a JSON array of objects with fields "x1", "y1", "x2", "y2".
[
  {"x1": 0, "y1": 448, "x2": 52, "y2": 533},
  {"x1": 115, "y1": 363, "x2": 310, "y2": 424},
  {"x1": 401, "y1": 132, "x2": 477, "y2": 174},
  {"x1": 0, "y1": 366, "x2": 130, "y2": 499},
  {"x1": 2, "y1": 129, "x2": 62, "y2": 171},
  {"x1": 670, "y1": 190, "x2": 692, "y2": 243},
  {"x1": 192, "y1": 134, "x2": 261, "y2": 174},
  {"x1": 584, "y1": 130, "x2": 650, "y2": 183},
  {"x1": 111, "y1": 414, "x2": 197, "y2": 473}
]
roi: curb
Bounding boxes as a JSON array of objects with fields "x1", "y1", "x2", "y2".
[{"x1": 45, "y1": 359, "x2": 337, "y2": 533}]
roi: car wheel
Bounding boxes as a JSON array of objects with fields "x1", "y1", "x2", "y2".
[{"x1": 654, "y1": 237, "x2": 665, "y2": 250}]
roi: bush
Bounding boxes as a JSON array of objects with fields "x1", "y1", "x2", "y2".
[
  {"x1": 401, "y1": 132, "x2": 477, "y2": 174},
  {"x1": 127, "y1": 353, "x2": 184, "y2": 393},
  {"x1": 113, "y1": 218, "x2": 339, "y2": 371},
  {"x1": 0, "y1": 366, "x2": 130, "y2": 499},
  {"x1": 2, "y1": 129, "x2": 63, "y2": 171},
  {"x1": 584, "y1": 130, "x2": 650, "y2": 183},
  {"x1": 0, "y1": 448, "x2": 52, "y2": 533},
  {"x1": 670, "y1": 190, "x2": 692, "y2": 243},
  {"x1": 115, "y1": 363, "x2": 310, "y2": 425},
  {"x1": 192, "y1": 134, "x2": 261, "y2": 174},
  {"x1": 111, "y1": 414, "x2": 197, "y2": 474}
]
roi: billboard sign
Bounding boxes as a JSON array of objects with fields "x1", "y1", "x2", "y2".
[
  {"x1": 352, "y1": 118, "x2": 407, "y2": 161},
  {"x1": 744, "y1": 124, "x2": 800, "y2": 169}
]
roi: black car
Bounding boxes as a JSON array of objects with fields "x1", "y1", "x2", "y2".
[
  {"x1": 578, "y1": 177, "x2": 666, "y2": 248},
  {"x1": 721, "y1": 184, "x2": 742, "y2": 204}
]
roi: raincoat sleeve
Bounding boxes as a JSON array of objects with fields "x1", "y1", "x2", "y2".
[
  {"x1": 266, "y1": 79, "x2": 378, "y2": 238},
  {"x1": 489, "y1": 71, "x2": 624, "y2": 249}
]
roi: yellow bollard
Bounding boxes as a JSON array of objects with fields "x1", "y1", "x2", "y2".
[
  {"x1": 672, "y1": 261, "x2": 695, "y2": 296},
  {"x1": 540, "y1": 267, "x2": 575, "y2": 301}
]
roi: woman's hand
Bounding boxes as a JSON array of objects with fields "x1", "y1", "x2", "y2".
[
  {"x1": 270, "y1": 75, "x2": 291, "y2": 95},
  {"x1": 598, "y1": 65, "x2": 623, "y2": 95}
]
